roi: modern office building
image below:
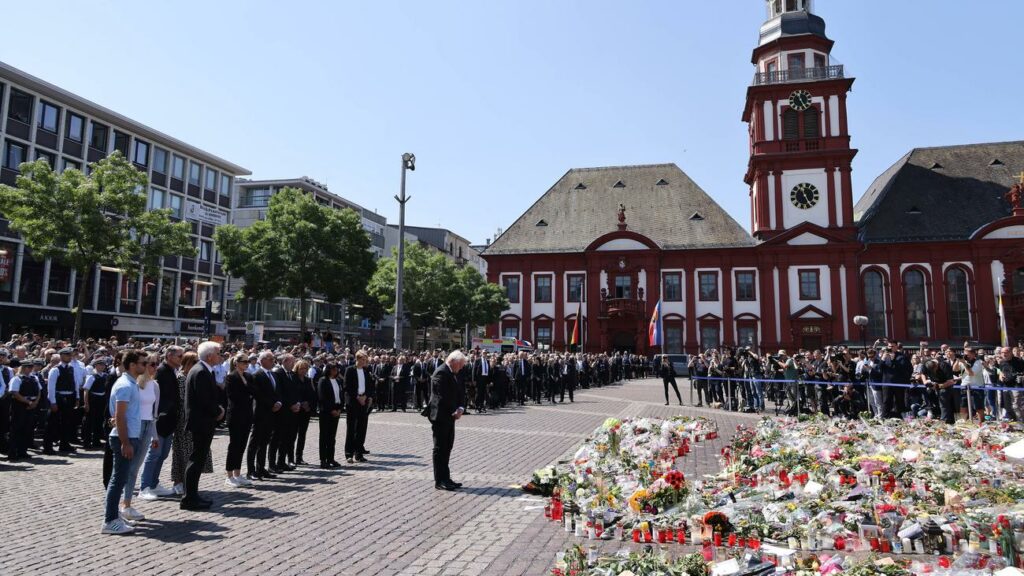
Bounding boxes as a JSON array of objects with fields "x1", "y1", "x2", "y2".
[
  {"x1": 226, "y1": 176, "x2": 388, "y2": 345},
  {"x1": 0, "y1": 60, "x2": 250, "y2": 339}
]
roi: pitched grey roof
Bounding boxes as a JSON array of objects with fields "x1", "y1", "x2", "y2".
[
  {"x1": 855, "y1": 141, "x2": 1024, "y2": 243},
  {"x1": 483, "y1": 164, "x2": 755, "y2": 255}
]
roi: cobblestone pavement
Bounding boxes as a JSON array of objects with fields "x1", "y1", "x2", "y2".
[{"x1": 0, "y1": 377, "x2": 761, "y2": 576}]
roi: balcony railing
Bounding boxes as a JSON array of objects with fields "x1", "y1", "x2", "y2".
[
  {"x1": 753, "y1": 64, "x2": 844, "y2": 86},
  {"x1": 599, "y1": 297, "x2": 647, "y2": 318}
]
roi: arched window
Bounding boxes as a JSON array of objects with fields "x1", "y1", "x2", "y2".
[
  {"x1": 862, "y1": 270, "x2": 886, "y2": 338},
  {"x1": 803, "y1": 108, "x2": 819, "y2": 138},
  {"x1": 782, "y1": 109, "x2": 800, "y2": 140},
  {"x1": 903, "y1": 269, "x2": 928, "y2": 339},
  {"x1": 946, "y1": 267, "x2": 971, "y2": 338}
]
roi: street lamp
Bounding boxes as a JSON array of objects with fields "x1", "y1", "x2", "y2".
[
  {"x1": 393, "y1": 152, "x2": 413, "y2": 348},
  {"x1": 853, "y1": 315, "x2": 868, "y2": 352}
]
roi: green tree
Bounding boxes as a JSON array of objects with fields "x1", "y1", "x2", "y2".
[
  {"x1": 369, "y1": 243, "x2": 508, "y2": 348},
  {"x1": 368, "y1": 242, "x2": 457, "y2": 347},
  {"x1": 0, "y1": 153, "x2": 194, "y2": 340},
  {"x1": 445, "y1": 264, "x2": 509, "y2": 344},
  {"x1": 214, "y1": 187, "x2": 375, "y2": 339}
]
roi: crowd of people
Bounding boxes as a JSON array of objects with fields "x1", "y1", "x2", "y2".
[
  {"x1": 0, "y1": 333, "x2": 647, "y2": 535},
  {"x1": 684, "y1": 339, "x2": 1024, "y2": 425}
]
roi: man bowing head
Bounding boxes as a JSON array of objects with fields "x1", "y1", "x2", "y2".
[{"x1": 427, "y1": 350, "x2": 467, "y2": 491}]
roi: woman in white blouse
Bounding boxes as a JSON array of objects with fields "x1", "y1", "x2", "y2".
[
  {"x1": 317, "y1": 363, "x2": 343, "y2": 469},
  {"x1": 121, "y1": 353, "x2": 160, "y2": 523}
]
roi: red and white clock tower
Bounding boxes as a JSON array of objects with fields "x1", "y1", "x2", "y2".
[{"x1": 744, "y1": 0, "x2": 857, "y2": 241}]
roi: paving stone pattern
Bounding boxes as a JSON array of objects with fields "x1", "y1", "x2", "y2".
[{"x1": 0, "y1": 377, "x2": 760, "y2": 576}]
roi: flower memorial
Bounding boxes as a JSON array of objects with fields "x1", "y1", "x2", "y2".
[
  {"x1": 543, "y1": 415, "x2": 1024, "y2": 575},
  {"x1": 526, "y1": 416, "x2": 719, "y2": 541}
]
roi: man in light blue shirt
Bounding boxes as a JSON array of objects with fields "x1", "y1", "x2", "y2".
[{"x1": 102, "y1": 350, "x2": 146, "y2": 535}]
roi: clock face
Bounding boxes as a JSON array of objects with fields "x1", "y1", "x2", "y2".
[
  {"x1": 790, "y1": 183, "x2": 820, "y2": 209},
  {"x1": 789, "y1": 89, "x2": 812, "y2": 111}
]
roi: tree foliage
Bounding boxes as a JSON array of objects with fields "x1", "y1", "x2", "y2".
[
  {"x1": 368, "y1": 242, "x2": 508, "y2": 346},
  {"x1": 214, "y1": 187, "x2": 375, "y2": 337},
  {"x1": 0, "y1": 153, "x2": 194, "y2": 340}
]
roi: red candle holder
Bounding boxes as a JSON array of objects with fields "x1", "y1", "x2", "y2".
[
  {"x1": 676, "y1": 529, "x2": 686, "y2": 545},
  {"x1": 714, "y1": 533, "x2": 722, "y2": 547},
  {"x1": 728, "y1": 534, "x2": 737, "y2": 547},
  {"x1": 737, "y1": 537, "x2": 747, "y2": 548},
  {"x1": 834, "y1": 536, "x2": 845, "y2": 551},
  {"x1": 939, "y1": 556, "x2": 951, "y2": 569},
  {"x1": 644, "y1": 531, "x2": 653, "y2": 544},
  {"x1": 870, "y1": 537, "x2": 881, "y2": 551},
  {"x1": 749, "y1": 538, "x2": 761, "y2": 550},
  {"x1": 632, "y1": 529, "x2": 641, "y2": 543}
]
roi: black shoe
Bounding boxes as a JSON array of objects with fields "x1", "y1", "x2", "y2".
[
  {"x1": 269, "y1": 465, "x2": 284, "y2": 473},
  {"x1": 296, "y1": 459, "x2": 308, "y2": 466},
  {"x1": 261, "y1": 470, "x2": 277, "y2": 479},
  {"x1": 448, "y1": 480, "x2": 464, "y2": 488},
  {"x1": 362, "y1": 450, "x2": 370, "y2": 455},
  {"x1": 180, "y1": 498, "x2": 212, "y2": 511},
  {"x1": 282, "y1": 464, "x2": 296, "y2": 471},
  {"x1": 435, "y1": 482, "x2": 457, "y2": 491},
  {"x1": 443, "y1": 481, "x2": 461, "y2": 490},
  {"x1": 355, "y1": 455, "x2": 367, "y2": 463},
  {"x1": 329, "y1": 460, "x2": 342, "y2": 468},
  {"x1": 246, "y1": 472, "x2": 261, "y2": 481},
  {"x1": 42, "y1": 448, "x2": 56, "y2": 456},
  {"x1": 320, "y1": 463, "x2": 332, "y2": 469},
  {"x1": 346, "y1": 457, "x2": 354, "y2": 464},
  {"x1": 665, "y1": 402, "x2": 670, "y2": 405}
]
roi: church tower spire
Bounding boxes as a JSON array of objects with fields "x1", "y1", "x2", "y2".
[{"x1": 743, "y1": 0, "x2": 857, "y2": 240}]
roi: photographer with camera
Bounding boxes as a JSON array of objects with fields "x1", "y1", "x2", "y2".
[
  {"x1": 858, "y1": 348, "x2": 884, "y2": 418},
  {"x1": 997, "y1": 347, "x2": 1024, "y2": 421},
  {"x1": 921, "y1": 357, "x2": 956, "y2": 424},
  {"x1": 954, "y1": 347, "x2": 985, "y2": 425}
]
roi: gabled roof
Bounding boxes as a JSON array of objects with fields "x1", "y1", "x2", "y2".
[
  {"x1": 483, "y1": 164, "x2": 755, "y2": 256},
  {"x1": 854, "y1": 141, "x2": 1024, "y2": 243}
]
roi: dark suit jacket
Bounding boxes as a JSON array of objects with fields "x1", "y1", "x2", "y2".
[
  {"x1": 251, "y1": 369, "x2": 281, "y2": 422},
  {"x1": 184, "y1": 362, "x2": 222, "y2": 436},
  {"x1": 472, "y1": 359, "x2": 493, "y2": 384},
  {"x1": 296, "y1": 375, "x2": 318, "y2": 414},
  {"x1": 318, "y1": 376, "x2": 344, "y2": 416},
  {"x1": 427, "y1": 363, "x2": 466, "y2": 423},
  {"x1": 512, "y1": 358, "x2": 532, "y2": 382},
  {"x1": 343, "y1": 366, "x2": 376, "y2": 405},
  {"x1": 155, "y1": 362, "x2": 180, "y2": 437},
  {"x1": 272, "y1": 367, "x2": 298, "y2": 410},
  {"x1": 224, "y1": 370, "x2": 254, "y2": 426}
]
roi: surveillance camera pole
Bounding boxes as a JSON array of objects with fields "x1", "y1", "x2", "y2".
[{"x1": 393, "y1": 153, "x2": 415, "y2": 351}]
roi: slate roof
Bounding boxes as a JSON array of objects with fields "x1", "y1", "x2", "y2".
[
  {"x1": 854, "y1": 141, "x2": 1024, "y2": 243},
  {"x1": 482, "y1": 164, "x2": 756, "y2": 256}
]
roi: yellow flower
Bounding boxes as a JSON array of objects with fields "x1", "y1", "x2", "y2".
[{"x1": 628, "y1": 489, "x2": 648, "y2": 512}]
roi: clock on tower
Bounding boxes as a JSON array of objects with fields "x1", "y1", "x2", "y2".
[{"x1": 743, "y1": 0, "x2": 858, "y2": 240}]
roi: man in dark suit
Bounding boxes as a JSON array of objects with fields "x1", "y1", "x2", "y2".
[
  {"x1": 512, "y1": 351, "x2": 531, "y2": 406},
  {"x1": 472, "y1": 353, "x2": 492, "y2": 413},
  {"x1": 427, "y1": 351, "x2": 467, "y2": 491},
  {"x1": 248, "y1": 351, "x2": 282, "y2": 480},
  {"x1": 182, "y1": 341, "x2": 225, "y2": 510},
  {"x1": 560, "y1": 354, "x2": 578, "y2": 403},
  {"x1": 270, "y1": 354, "x2": 300, "y2": 472}
]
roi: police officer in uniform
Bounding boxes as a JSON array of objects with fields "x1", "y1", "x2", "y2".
[
  {"x1": 7, "y1": 359, "x2": 39, "y2": 461},
  {"x1": 48, "y1": 347, "x2": 82, "y2": 453},
  {"x1": 82, "y1": 358, "x2": 113, "y2": 449}
]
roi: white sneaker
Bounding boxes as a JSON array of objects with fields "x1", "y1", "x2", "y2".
[
  {"x1": 138, "y1": 488, "x2": 159, "y2": 501},
  {"x1": 172, "y1": 483, "x2": 185, "y2": 495},
  {"x1": 151, "y1": 484, "x2": 175, "y2": 497},
  {"x1": 234, "y1": 476, "x2": 253, "y2": 487},
  {"x1": 120, "y1": 507, "x2": 145, "y2": 522},
  {"x1": 101, "y1": 519, "x2": 135, "y2": 535},
  {"x1": 224, "y1": 477, "x2": 241, "y2": 488}
]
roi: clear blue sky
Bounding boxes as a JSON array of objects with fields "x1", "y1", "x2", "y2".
[{"x1": 3, "y1": 1, "x2": 1022, "y2": 244}]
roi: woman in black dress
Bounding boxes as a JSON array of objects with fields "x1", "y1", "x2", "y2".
[
  {"x1": 224, "y1": 353, "x2": 254, "y2": 487},
  {"x1": 661, "y1": 357, "x2": 683, "y2": 406},
  {"x1": 317, "y1": 363, "x2": 343, "y2": 468},
  {"x1": 291, "y1": 359, "x2": 318, "y2": 465}
]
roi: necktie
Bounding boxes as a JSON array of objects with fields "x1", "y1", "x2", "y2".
[{"x1": 267, "y1": 370, "x2": 276, "y2": 390}]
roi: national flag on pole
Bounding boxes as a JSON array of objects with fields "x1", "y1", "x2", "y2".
[
  {"x1": 570, "y1": 301, "x2": 582, "y2": 347},
  {"x1": 648, "y1": 300, "x2": 663, "y2": 347},
  {"x1": 998, "y1": 291, "x2": 1010, "y2": 347}
]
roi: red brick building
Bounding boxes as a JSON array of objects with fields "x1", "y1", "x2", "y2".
[{"x1": 481, "y1": 0, "x2": 1024, "y2": 354}]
